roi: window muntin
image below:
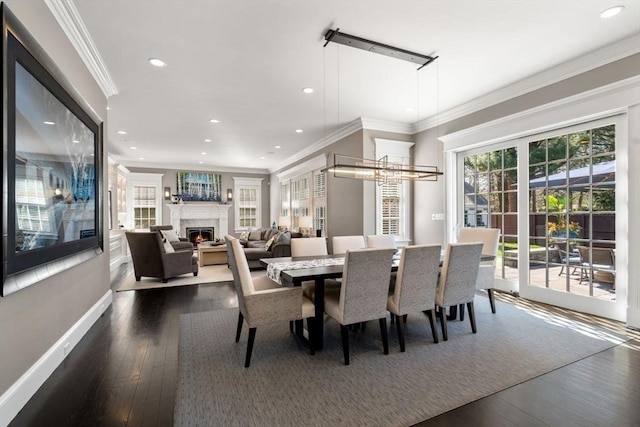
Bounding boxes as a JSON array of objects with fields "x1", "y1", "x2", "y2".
[{"x1": 133, "y1": 185, "x2": 156, "y2": 229}]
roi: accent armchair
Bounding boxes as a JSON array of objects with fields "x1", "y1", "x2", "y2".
[{"x1": 126, "y1": 232, "x2": 198, "y2": 283}]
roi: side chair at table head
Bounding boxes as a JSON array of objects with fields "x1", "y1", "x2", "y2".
[
  {"x1": 332, "y1": 235, "x2": 366, "y2": 255},
  {"x1": 457, "y1": 227, "x2": 500, "y2": 313},
  {"x1": 387, "y1": 244, "x2": 442, "y2": 351},
  {"x1": 323, "y1": 248, "x2": 395, "y2": 365},
  {"x1": 225, "y1": 236, "x2": 315, "y2": 367},
  {"x1": 436, "y1": 242, "x2": 483, "y2": 341}
]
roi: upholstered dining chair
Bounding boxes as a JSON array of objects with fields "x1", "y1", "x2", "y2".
[
  {"x1": 436, "y1": 242, "x2": 483, "y2": 341},
  {"x1": 387, "y1": 244, "x2": 442, "y2": 351},
  {"x1": 457, "y1": 227, "x2": 500, "y2": 313},
  {"x1": 225, "y1": 236, "x2": 315, "y2": 367},
  {"x1": 323, "y1": 248, "x2": 395, "y2": 365},
  {"x1": 332, "y1": 235, "x2": 366, "y2": 255},
  {"x1": 366, "y1": 234, "x2": 396, "y2": 249},
  {"x1": 291, "y1": 237, "x2": 328, "y2": 257}
]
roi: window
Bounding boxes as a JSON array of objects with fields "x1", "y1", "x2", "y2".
[
  {"x1": 126, "y1": 172, "x2": 163, "y2": 229},
  {"x1": 15, "y1": 178, "x2": 51, "y2": 233},
  {"x1": 375, "y1": 139, "x2": 414, "y2": 242},
  {"x1": 233, "y1": 177, "x2": 262, "y2": 230},
  {"x1": 133, "y1": 185, "x2": 156, "y2": 229},
  {"x1": 313, "y1": 170, "x2": 326, "y2": 236}
]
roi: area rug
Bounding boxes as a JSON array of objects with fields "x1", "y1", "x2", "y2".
[
  {"x1": 174, "y1": 296, "x2": 629, "y2": 427},
  {"x1": 116, "y1": 265, "x2": 262, "y2": 291}
]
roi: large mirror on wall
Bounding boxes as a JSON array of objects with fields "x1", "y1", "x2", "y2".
[{"x1": 2, "y1": 4, "x2": 103, "y2": 295}]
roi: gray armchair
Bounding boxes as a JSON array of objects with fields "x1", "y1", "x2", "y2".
[{"x1": 126, "y1": 232, "x2": 198, "y2": 283}]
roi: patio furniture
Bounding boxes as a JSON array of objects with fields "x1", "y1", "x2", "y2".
[
  {"x1": 576, "y1": 246, "x2": 616, "y2": 288},
  {"x1": 554, "y1": 241, "x2": 581, "y2": 277}
]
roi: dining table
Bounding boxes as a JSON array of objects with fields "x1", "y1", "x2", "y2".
[{"x1": 260, "y1": 250, "x2": 493, "y2": 350}]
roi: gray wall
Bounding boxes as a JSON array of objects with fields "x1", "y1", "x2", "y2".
[
  {"x1": 1, "y1": 1, "x2": 110, "y2": 395},
  {"x1": 126, "y1": 166, "x2": 271, "y2": 234}
]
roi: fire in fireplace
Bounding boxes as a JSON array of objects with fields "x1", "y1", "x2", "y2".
[{"x1": 185, "y1": 227, "x2": 214, "y2": 245}]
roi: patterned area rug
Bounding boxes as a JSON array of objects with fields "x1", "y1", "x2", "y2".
[{"x1": 174, "y1": 295, "x2": 629, "y2": 426}]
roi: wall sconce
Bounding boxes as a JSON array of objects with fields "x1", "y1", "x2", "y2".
[
  {"x1": 164, "y1": 187, "x2": 171, "y2": 200},
  {"x1": 226, "y1": 188, "x2": 233, "y2": 202}
]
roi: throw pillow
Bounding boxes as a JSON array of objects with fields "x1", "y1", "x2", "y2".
[
  {"x1": 239, "y1": 231, "x2": 249, "y2": 240},
  {"x1": 248, "y1": 230, "x2": 262, "y2": 241},
  {"x1": 265, "y1": 236, "x2": 276, "y2": 251},
  {"x1": 278, "y1": 231, "x2": 291, "y2": 245},
  {"x1": 162, "y1": 238, "x2": 175, "y2": 253},
  {"x1": 160, "y1": 229, "x2": 180, "y2": 242}
]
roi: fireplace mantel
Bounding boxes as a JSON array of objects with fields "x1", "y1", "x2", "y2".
[{"x1": 167, "y1": 203, "x2": 232, "y2": 239}]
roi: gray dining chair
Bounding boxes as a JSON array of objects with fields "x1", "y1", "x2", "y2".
[
  {"x1": 332, "y1": 235, "x2": 366, "y2": 255},
  {"x1": 457, "y1": 227, "x2": 500, "y2": 313},
  {"x1": 387, "y1": 244, "x2": 442, "y2": 351},
  {"x1": 436, "y1": 242, "x2": 483, "y2": 341},
  {"x1": 324, "y1": 248, "x2": 395, "y2": 365},
  {"x1": 225, "y1": 236, "x2": 315, "y2": 367}
]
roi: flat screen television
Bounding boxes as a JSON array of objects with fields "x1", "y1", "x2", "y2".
[{"x1": 2, "y1": 4, "x2": 103, "y2": 295}]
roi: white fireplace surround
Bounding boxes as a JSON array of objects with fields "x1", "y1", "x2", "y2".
[{"x1": 167, "y1": 203, "x2": 232, "y2": 240}]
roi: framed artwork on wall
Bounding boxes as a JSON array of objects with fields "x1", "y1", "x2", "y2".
[{"x1": 177, "y1": 171, "x2": 222, "y2": 202}]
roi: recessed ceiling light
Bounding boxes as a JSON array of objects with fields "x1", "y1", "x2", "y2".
[
  {"x1": 117, "y1": 130, "x2": 127, "y2": 135},
  {"x1": 139, "y1": 157, "x2": 145, "y2": 160},
  {"x1": 204, "y1": 139, "x2": 212, "y2": 142},
  {"x1": 600, "y1": 5, "x2": 624, "y2": 18},
  {"x1": 130, "y1": 146, "x2": 137, "y2": 150},
  {"x1": 201, "y1": 152, "x2": 207, "y2": 155},
  {"x1": 72, "y1": 140, "x2": 80, "y2": 144},
  {"x1": 199, "y1": 161, "x2": 204, "y2": 164},
  {"x1": 274, "y1": 145, "x2": 281, "y2": 149},
  {"x1": 295, "y1": 129, "x2": 303, "y2": 133},
  {"x1": 148, "y1": 57, "x2": 167, "y2": 67},
  {"x1": 260, "y1": 156, "x2": 265, "y2": 160},
  {"x1": 106, "y1": 106, "x2": 111, "y2": 110},
  {"x1": 43, "y1": 121, "x2": 55, "y2": 125},
  {"x1": 405, "y1": 107, "x2": 414, "y2": 112},
  {"x1": 302, "y1": 87, "x2": 314, "y2": 94},
  {"x1": 209, "y1": 119, "x2": 220, "y2": 123}
]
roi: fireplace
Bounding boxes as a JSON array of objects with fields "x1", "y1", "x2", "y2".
[
  {"x1": 167, "y1": 203, "x2": 231, "y2": 240},
  {"x1": 185, "y1": 227, "x2": 214, "y2": 245}
]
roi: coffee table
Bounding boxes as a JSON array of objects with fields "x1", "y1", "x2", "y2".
[{"x1": 197, "y1": 244, "x2": 228, "y2": 267}]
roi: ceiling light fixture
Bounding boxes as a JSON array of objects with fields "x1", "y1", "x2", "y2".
[
  {"x1": 130, "y1": 146, "x2": 137, "y2": 150},
  {"x1": 117, "y1": 130, "x2": 127, "y2": 134},
  {"x1": 148, "y1": 57, "x2": 167, "y2": 67},
  {"x1": 302, "y1": 87, "x2": 314, "y2": 94},
  {"x1": 600, "y1": 5, "x2": 624, "y2": 18},
  {"x1": 274, "y1": 145, "x2": 281, "y2": 149},
  {"x1": 295, "y1": 129, "x2": 303, "y2": 133},
  {"x1": 209, "y1": 119, "x2": 220, "y2": 123},
  {"x1": 324, "y1": 28, "x2": 438, "y2": 70},
  {"x1": 201, "y1": 152, "x2": 207, "y2": 155},
  {"x1": 322, "y1": 154, "x2": 442, "y2": 184},
  {"x1": 43, "y1": 121, "x2": 55, "y2": 125},
  {"x1": 72, "y1": 139, "x2": 80, "y2": 143},
  {"x1": 204, "y1": 139, "x2": 212, "y2": 142}
]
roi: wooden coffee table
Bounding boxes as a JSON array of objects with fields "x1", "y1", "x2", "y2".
[{"x1": 197, "y1": 244, "x2": 228, "y2": 267}]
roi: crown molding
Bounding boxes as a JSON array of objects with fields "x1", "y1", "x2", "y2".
[
  {"x1": 45, "y1": 0, "x2": 118, "y2": 98},
  {"x1": 118, "y1": 158, "x2": 270, "y2": 175},
  {"x1": 271, "y1": 117, "x2": 412, "y2": 173},
  {"x1": 415, "y1": 34, "x2": 640, "y2": 133}
]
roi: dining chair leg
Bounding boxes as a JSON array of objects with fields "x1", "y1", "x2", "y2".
[
  {"x1": 440, "y1": 308, "x2": 448, "y2": 341},
  {"x1": 306, "y1": 317, "x2": 315, "y2": 355},
  {"x1": 235, "y1": 312, "x2": 244, "y2": 343},
  {"x1": 289, "y1": 320, "x2": 294, "y2": 333},
  {"x1": 426, "y1": 309, "x2": 439, "y2": 344},
  {"x1": 487, "y1": 288, "x2": 496, "y2": 313},
  {"x1": 403, "y1": 314, "x2": 408, "y2": 324},
  {"x1": 360, "y1": 322, "x2": 367, "y2": 332},
  {"x1": 467, "y1": 301, "x2": 477, "y2": 333},
  {"x1": 459, "y1": 304, "x2": 465, "y2": 321},
  {"x1": 379, "y1": 317, "x2": 389, "y2": 355},
  {"x1": 341, "y1": 325, "x2": 350, "y2": 365},
  {"x1": 245, "y1": 327, "x2": 257, "y2": 368},
  {"x1": 395, "y1": 314, "x2": 405, "y2": 352}
]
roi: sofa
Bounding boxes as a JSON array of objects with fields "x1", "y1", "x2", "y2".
[{"x1": 239, "y1": 228, "x2": 299, "y2": 269}]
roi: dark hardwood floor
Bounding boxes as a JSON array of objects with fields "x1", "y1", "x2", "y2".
[{"x1": 9, "y1": 265, "x2": 640, "y2": 426}]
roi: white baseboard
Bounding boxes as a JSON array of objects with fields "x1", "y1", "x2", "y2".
[
  {"x1": 0, "y1": 290, "x2": 112, "y2": 427},
  {"x1": 627, "y1": 306, "x2": 640, "y2": 330}
]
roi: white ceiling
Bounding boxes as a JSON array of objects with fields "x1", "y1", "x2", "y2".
[{"x1": 67, "y1": 1, "x2": 640, "y2": 173}]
